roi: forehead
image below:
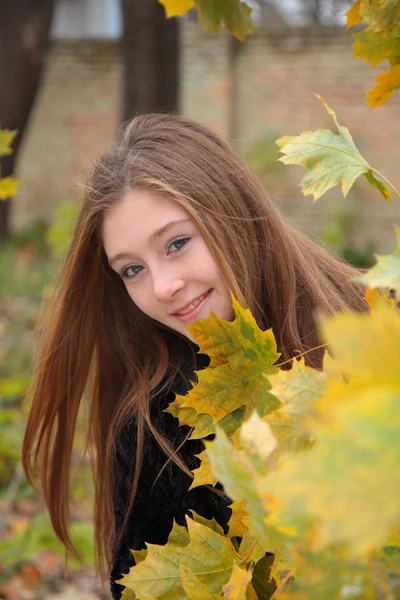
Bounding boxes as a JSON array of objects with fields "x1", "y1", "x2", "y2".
[{"x1": 102, "y1": 188, "x2": 190, "y2": 256}]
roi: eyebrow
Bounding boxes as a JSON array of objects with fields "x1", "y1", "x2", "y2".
[{"x1": 108, "y1": 218, "x2": 192, "y2": 267}]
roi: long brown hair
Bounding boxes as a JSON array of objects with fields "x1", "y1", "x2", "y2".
[{"x1": 22, "y1": 113, "x2": 367, "y2": 577}]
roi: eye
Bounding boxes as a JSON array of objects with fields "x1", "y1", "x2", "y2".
[
  {"x1": 168, "y1": 237, "x2": 190, "y2": 254},
  {"x1": 122, "y1": 264, "x2": 143, "y2": 279}
]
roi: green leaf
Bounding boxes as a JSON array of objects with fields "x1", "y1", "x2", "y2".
[
  {"x1": 120, "y1": 518, "x2": 237, "y2": 599},
  {"x1": 195, "y1": 0, "x2": 255, "y2": 41},
  {"x1": 276, "y1": 95, "x2": 391, "y2": 201},
  {"x1": 166, "y1": 297, "x2": 281, "y2": 440},
  {"x1": 357, "y1": 226, "x2": 400, "y2": 292},
  {"x1": 180, "y1": 564, "x2": 220, "y2": 599},
  {"x1": 251, "y1": 555, "x2": 277, "y2": 600}
]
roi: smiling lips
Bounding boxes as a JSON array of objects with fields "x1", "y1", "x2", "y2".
[{"x1": 173, "y1": 289, "x2": 212, "y2": 317}]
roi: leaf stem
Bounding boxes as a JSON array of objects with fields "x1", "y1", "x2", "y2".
[
  {"x1": 371, "y1": 169, "x2": 400, "y2": 198},
  {"x1": 278, "y1": 343, "x2": 329, "y2": 368},
  {"x1": 238, "y1": 538, "x2": 258, "y2": 565}
]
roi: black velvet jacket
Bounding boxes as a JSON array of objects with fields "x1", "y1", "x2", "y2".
[{"x1": 110, "y1": 340, "x2": 232, "y2": 599}]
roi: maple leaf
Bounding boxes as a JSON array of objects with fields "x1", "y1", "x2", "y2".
[
  {"x1": 365, "y1": 286, "x2": 397, "y2": 310},
  {"x1": 195, "y1": 0, "x2": 255, "y2": 41},
  {"x1": 206, "y1": 420, "x2": 293, "y2": 556},
  {"x1": 180, "y1": 564, "x2": 220, "y2": 599},
  {"x1": 222, "y1": 564, "x2": 253, "y2": 600},
  {"x1": 0, "y1": 176, "x2": 20, "y2": 200},
  {"x1": 276, "y1": 95, "x2": 391, "y2": 201},
  {"x1": 120, "y1": 518, "x2": 237, "y2": 599},
  {"x1": 367, "y1": 63, "x2": 400, "y2": 107},
  {"x1": 160, "y1": 0, "x2": 255, "y2": 40},
  {"x1": 263, "y1": 305, "x2": 400, "y2": 553},
  {"x1": 159, "y1": 0, "x2": 195, "y2": 17},
  {"x1": 353, "y1": 26, "x2": 400, "y2": 68},
  {"x1": 121, "y1": 588, "x2": 136, "y2": 600},
  {"x1": 357, "y1": 226, "x2": 400, "y2": 293},
  {"x1": 358, "y1": 0, "x2": 400, "y2": 33},
  {"x1": 345, "y1": 0, "x2": 363, "y2": 28},
  {"x1": 166, "y1": 297, "x2": 281, "y2": 440}
]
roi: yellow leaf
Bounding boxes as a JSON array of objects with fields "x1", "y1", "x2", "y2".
[
  {"x1": 159, "y1": 0, "x2": 194, "y2": 18},
  {"x1": 0, "y1": 176, "x2": 20, "y2": 200},
  {"x1": 191, "y1": 449, "x2": 218, "y2": 489},
  {"x1": 167, "y1": 297, "x2": 281, "y2": 439},
  {"x1": 131, "y1": 549, "x2": 148, "y2": 564},
  {"x1": 319, "y1": 303, "x2": 400, "y2": 384},
  {"x1": 367, "y1": 63, "x2": 400, "y2": 107},
  {"x1": 365, "y1": 286, "x2": 397, "y2": 309},
  {"x1": 346, "y1": 0, "x2": 363, "y2": 28},
  {"x1": 0, "y1": 129, "x2": 17, "y2": 156},
  {"x1": 229, "y1": 500, "x2": 249, "y2": 538},
  {"x1": 222, "y1": 564, "x2": 253, "y2": 600},
  {"x1": 120, "y1": 587, "x2": 136, "y2": 600}
]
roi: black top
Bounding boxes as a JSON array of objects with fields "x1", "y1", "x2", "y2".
[{"x1": 110, "y1": 340, "x2": 232, "y2": 599}]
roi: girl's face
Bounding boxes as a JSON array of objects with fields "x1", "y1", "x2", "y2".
[{"x1": 102, "y1": 188, "x2": 235, "y2": 342}]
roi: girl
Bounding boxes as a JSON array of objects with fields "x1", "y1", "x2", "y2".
[{"x1": 22, "y1": 114, "x2": 367, "y2": 598}]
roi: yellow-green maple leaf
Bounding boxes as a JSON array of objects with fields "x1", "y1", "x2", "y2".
[
  {"x1": 195, "y1": 0, "x2": 255, "y2": 41},
  {"x1": 357, "y1": 226, "x2": 400, "y2": 292},
  {"x1": 349, "y1": 0, "x2": 400, "y2": 106},
  {"x1": 358, "y1": 0, "x2": 400, "y2": 33},
  {"x1": 276, "y1": 95, "x2": 391, "y2": 201},
  {"x1": 353, "y1": 26, "x2": 400, "y2": 68},
  {"x1": 367, "y1": 63, "x2": 400, "y2": 107},
  {"x1": 0, "y1": 176, "x2": 20, "y2": 200},
  {"x1": 120, "y1": 518, "x2": 237, "y2": 599},
  {"x1": 263, "y1": 358, "x2": 326, "y2": 455},
  {"x1": 159, "y1": 0, "x2": 255, "y2": 41},
  {"x1": 180, "y1": 564, "x2": 220, "y2": 599},
  {"x1": 0, "y1": 129, "x2": 16, "y2": 156},
  {"x1": 166, "y1": 297, "x2": 281, "y2": 440}
]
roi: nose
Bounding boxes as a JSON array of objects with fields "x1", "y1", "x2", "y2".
[{"x1": 152, "y1": 267, "x2": 185, "y2": 302}]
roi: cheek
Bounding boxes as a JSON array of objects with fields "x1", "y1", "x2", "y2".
[{"x1": 125, "y1": 285, "x2": 156, "y2": 318}]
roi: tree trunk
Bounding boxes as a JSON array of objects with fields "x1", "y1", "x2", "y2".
[
  {"x1": 120, "y1": 0, "x2": 180, "y2": 122},
  {"x1": 0, "y1": 0, "x2": 55, "y2": 242}
]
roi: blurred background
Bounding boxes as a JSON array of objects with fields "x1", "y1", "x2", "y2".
[{"x1": 1, "y1": 1, "x2": 399, "y2": 598}]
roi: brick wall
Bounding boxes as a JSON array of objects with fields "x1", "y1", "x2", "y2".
[{"x1": 14, "y1": 24, "x2": 400, "y2": 252}]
